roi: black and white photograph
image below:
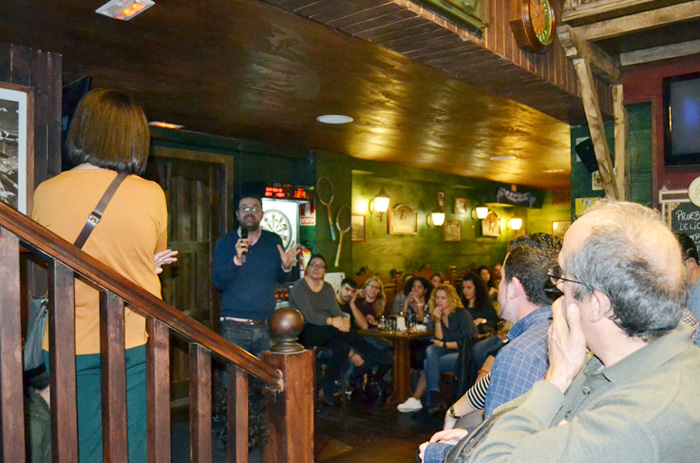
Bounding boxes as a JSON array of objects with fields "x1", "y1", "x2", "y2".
[{"x1": 0, "y1": 83, "x2": 32, "y2": 213}]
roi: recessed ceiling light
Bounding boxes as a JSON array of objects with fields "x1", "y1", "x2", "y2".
[
  {"x1": 316, "y1": 115, "x2": 353, "y2": 124},
  {"x1": 148, "y1": 121, "x2": 183, "y2": 129},
  {"x1": 490, "y1": 155, "x2": 517, "y2": 161},
  {"x1": 543, "y1": 169, "x2": 566, "y2": 173}
]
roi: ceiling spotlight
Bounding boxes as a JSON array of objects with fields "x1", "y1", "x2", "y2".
[
  {"x1": 490, "y1": 155, "x2": 517, "y2": 161},
  {"x1": 316, "y1": 115, "x2": 353, "y2": 124},
  {"x1": 96, "y1": 0, "x2": 154, "y2": 20}
]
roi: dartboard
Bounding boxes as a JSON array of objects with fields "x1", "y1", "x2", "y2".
[{"x1": 260, "y1": 209, "x2": 293, "y2": 250}]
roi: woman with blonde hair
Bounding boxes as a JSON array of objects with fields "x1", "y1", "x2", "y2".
[
  {"x1": 349, "y1": 276, "x2": 386, "y2": 328},
  {"x1": 398, "y1": 284, "x2": 474, "y2": 413}
]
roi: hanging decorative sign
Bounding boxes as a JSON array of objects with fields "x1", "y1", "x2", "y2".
[{"x1": 496, "y1": 187, "x2": 536, "y2": 207}]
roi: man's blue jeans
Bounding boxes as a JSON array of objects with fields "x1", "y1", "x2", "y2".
[{"x1": 220, "y1": 320, "x2": 271, "y2": 358}]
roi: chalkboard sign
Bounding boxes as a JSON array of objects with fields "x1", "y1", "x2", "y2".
[{"x1": 671, "y1": 202, "x2": 700, "y2": 248}]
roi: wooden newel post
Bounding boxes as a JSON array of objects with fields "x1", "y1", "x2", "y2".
[{"x1": 263, "y1": 308, "x2": 313, "y2": 463}]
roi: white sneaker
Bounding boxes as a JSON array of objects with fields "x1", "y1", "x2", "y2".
[{"x1": 397, "y1": 397, "x2": 423, "y2": 413}]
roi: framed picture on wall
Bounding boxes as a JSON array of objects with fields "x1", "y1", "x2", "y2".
[
  {"x1": 0, "y1": 82, "x2": 34, "y2": 214},
  {"x1": 351, "y1": 214, "x2": 365, "y2": 241},
  {"x1": 443, "y1": 220, "x2": 461, "y2": 242},
  {"x1": 454, "y1": 197, "x2": 467, "y2": 214},
  {"x1": 552, "y1": 220, "x2": 571, "y2": 237},
  {"x1": 482, "y1": 211, "x2": 501, "y2": 237},
  {"x1": 388, "y1": 204, "x2": 418, "y2": 235}
]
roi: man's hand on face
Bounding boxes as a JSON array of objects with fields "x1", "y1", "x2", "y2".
[{"x1": 545, "y1": 297, "x2": 588, "y2": 394}]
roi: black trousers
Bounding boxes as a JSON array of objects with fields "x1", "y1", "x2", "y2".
[{"x1": 300, "y1": 324, "x2": 351, "y2": 386}]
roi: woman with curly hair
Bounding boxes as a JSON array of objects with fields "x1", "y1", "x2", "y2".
[
  {"x1": 459, "y1": 272, "x2": 499, "y2": 334},
  {"x1": 398, "y1": 284, "x2": 474, "y2": 413}
]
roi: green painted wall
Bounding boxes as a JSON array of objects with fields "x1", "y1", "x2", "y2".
[
  {"x1": 152, "y1": 129, "x2": 571, "y2": 279},
  {"x1": 570, "y1": 103, "x2": 653, "y2": 213}
]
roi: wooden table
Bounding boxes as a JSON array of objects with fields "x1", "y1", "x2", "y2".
[{"x1": 359, "y1": 328, "x2": 433, "y2": 404}]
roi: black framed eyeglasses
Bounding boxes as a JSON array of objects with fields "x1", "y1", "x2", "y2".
[{"x1": 546, "y1": 264, "x2": 583, "y2": 286}]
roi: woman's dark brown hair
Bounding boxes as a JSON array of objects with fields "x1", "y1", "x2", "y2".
[{"x1": 67, "y1": 89, "x2": 149, "y2": 175}]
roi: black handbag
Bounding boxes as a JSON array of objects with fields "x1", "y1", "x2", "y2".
[
  {"x1": 442, "y1": 406, "x2": 516, "y2": 463},
  {"x1": 23, "y1": 172, "x2": 128, "y2": 376}
]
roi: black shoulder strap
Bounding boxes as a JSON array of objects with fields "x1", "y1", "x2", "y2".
[{"x1": 73, "y1": 172, "x2": 128, "y2": 249}]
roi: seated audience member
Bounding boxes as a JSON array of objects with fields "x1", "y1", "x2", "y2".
[
  {"x1": 349, "y1": 277, "x2": 386, "y2": 328},
  {"x1": 431, "y1": 273, "x2": 444, "y2": 289},
  {"x1": 421, "y1": 200, "x2": 700, "y2": 463},
  {"x1": 400, "y1": 276, "x2": 432, "y2": 322},
  {"x1": 482, "y1": 233, "x2": 561, "y2": 418},
  {"x1": 459, "y1": 272, "x2": 499, "y2": 334},
  {"x1": 289, "y1": 254, "x2": 359, "y2": 405},
  {"x1": 477, "y1": 265, "x2": 498, "y2": 300},
  {"x1": 335, "y1": 278, "x2": 394, "y2": 393},
  {"x1": 392, "y1": 274, "x2": 415, "y2": 314},
  {"x1": 676, "y1": 233, "x2": 700, "y2": 347},
  {"x1": 398, "y1": 284, "x2": 475, "y2": 413}
]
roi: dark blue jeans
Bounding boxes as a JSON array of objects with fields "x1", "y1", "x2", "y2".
[{"x1": 219, "y1": 320, "x2": 271, "y2": 358}]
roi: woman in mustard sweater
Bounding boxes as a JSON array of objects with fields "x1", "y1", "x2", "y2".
[{"x1": 32, "y1": 89, "x2": 177, "y2": 463}]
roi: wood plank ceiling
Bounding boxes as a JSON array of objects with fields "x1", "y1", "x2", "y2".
[{"x1": 0, "y1": 0, "x2": 586, "y2": 190}]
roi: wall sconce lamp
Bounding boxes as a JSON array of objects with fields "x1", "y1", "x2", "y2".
[
  {"x1": 369, "y1": 187, "x2": 390, "y2": 220},
  {"x1": 472, "y1": 203, "x2": 489, "y2": 220},
  {"x1": 509, "y1": 214, "x2": 523, "y2": 231},
  {"x1": 427, "y1": 210, "x2": 446, "y2": 227}
]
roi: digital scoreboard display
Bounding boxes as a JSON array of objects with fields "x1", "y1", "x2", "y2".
[{"x1": 263, "y1": 182, "x2": 312, "y2": 200}]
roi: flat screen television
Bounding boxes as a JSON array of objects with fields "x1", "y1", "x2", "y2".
[{"x1": 663, "y1": 71, "x2": 700, "y2": 166}]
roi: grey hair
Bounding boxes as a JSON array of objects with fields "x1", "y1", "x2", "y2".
[{"x1": 567, "y1": 200, "x2": 687, "y2": 341}]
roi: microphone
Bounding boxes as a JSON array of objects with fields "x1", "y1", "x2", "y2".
[{"x1": 240, "y1": 228, "x2": 248, "y2": 264}]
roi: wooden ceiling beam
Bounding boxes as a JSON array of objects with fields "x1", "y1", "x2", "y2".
[
  {"x1": 558, "y1": 25, "x2": 620, "y2": 83},
  {"x1": 572, "y1": 56, "x2": 619, "y2": 199},
  {"x1": 562, "y1": 0, "x2": 661, "y2": 23},
  {"x1": 620, "y1": 39, "x2": 700, "y2": 66},
  {"x1": 577, "y1": 3, "x2": 700, "y2": 41}
]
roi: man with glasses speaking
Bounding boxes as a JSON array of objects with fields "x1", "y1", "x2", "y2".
[{"x1": 212, "y1": 193, "x2": 300, "y2": 357}]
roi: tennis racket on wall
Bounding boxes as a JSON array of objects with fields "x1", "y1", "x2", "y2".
[
  {"x1": 335, "y1": 205, "x2": 351, "y2": 267},
  {"x1": 316, "y1": 176, "x2": 336, "y2": 241}
]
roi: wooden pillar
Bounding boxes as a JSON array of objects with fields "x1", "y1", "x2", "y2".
[
  {"x1": 613, "y1": 84, "x2": 628, "y2": 201},
  {"x1": 262, "y1": 349, "x2": 314, "y2": 463}
]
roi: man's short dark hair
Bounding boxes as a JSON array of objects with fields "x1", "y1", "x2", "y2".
[
  {"x1": 504, "y1": 233, "x2": 562, "y2": 307},
  {"x1": 340, "y1": 278, "x2": 357, "y2": 289},
  {"x1": 676, "y1": 232, "x2": 699, "y2": 263},
  {"x1": 236, "y1": 193, "x2": 263, "y2": 208}
]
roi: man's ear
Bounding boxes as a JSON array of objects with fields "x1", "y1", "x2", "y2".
[
  {"x1": 509, "y1": 277, "x2": 524, "y2": 300},
  {"x1": 588, "y1": 289, "x2": 612, "y2": 322},
  {"x1": 687, "y1": 257, "x2": 699, "y2": 270}
]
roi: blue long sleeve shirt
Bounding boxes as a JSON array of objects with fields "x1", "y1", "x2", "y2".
[
  {"x1": 484, "y1": 305, "x2": 552, "y2": 418},
  {"x1": 212, "y1": 230, "x2": 289, "y2": 320}
]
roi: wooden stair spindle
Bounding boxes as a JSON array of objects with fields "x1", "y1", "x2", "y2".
[
  {"x1": 48, "y1": 260, "x2": 79, "y2": 463},
  {"x1": 99, "y1": 290, "x2": 128, "y2": 462},
  {"x1": 147, "y1": 317, "x2": 172, "y2": 463},
  {"x1": 190, "y1": 343, "x2": 212, "y2": 463},
  {"x1": 0, "y1": 227, "x2": 25, "y2": 462},
  {"x1": 228, "y1": 365, "x2": 249, "y2": 463}
]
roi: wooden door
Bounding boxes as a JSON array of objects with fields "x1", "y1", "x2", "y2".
[{"x1": 145, "y1": 146, "x2": 233, "y2": 397}]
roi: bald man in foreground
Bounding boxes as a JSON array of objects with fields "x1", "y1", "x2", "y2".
[{"x1": 423, "y1": 200, "x2": 700, "y2": 462}]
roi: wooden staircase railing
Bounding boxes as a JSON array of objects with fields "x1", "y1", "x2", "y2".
[{"x1": 0, "y1": 200, "x2": 313, "y2": 463}]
